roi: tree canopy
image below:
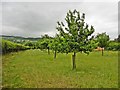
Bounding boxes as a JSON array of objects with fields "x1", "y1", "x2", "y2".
[
  {"x1": 95, "y1": 32, "x2": 110, "y2": 56},
  {"x1": 56, "y1": 9, "x2": 95, "y2": 69},
  {"x1": 95, "y1": 32, "x2": 110, "y2": 49}
]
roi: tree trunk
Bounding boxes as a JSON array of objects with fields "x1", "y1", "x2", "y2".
[
  {"x1": 54, "y1": 50, "x2": 57, "y2": 59},
  {"x1": 4, "y1": 42, "x2": 7, "y2": 54},
  {"x1": 102, "y1": 49, "x2": 103, "y2": 56},
  {"x1": 48, "y1": 48, "x2": 50, "y2": 55},
  {"x1": 72, "y1": 52, "x2": 76, "y2": 70}
]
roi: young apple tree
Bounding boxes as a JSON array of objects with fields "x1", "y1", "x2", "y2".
[
  {"x1": 48, "y1": 34, "x2": 66, "y2": 59},
  {"x1": 56, "y1": 9, "x2": 95, "y2": 70},
  {"x1": 38, "y1": 34, "x2": 52, "y2": 55},
  {"x1": 49, "y1": 36, "x2": 60, "y2": 59},
  {"x1": 95, "y1": 32, "x2": 110, "y2": 56}
]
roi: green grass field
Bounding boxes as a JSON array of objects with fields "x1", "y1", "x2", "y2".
[{"x1": 2, "y1": 49, "x2": 118, "y2": 88}]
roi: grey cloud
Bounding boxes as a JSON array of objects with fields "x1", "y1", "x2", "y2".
[
  {"x1": 118, "y1": 1, "x2": 120, "y2": 34},
  {"x1": 2, "y1": 2, "x2": 118, "y2": 39}
]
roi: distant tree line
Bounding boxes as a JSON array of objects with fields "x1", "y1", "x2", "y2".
[{"x1": 114, "y1": 34, "x2": 120, "y2": 42}]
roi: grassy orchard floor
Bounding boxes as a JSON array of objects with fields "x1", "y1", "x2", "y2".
[{"x1": 2, "y1": 49, "x2": 118, "y2": 88}]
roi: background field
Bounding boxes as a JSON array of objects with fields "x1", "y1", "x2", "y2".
[{"x1": 2, "y1": 50, "x2": 118, "y2": 88}]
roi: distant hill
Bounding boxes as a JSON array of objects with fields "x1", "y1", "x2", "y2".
[{"x1": 0, "y1": 35, "x2": 41, "y2": 43}]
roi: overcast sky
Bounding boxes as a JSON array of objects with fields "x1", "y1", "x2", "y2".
[{"x1": 1, "y1": 2, "x2": 118, "y2": 39}]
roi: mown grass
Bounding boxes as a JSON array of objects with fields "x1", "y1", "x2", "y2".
[{"x1": 2, "y1": 49, "x2": 118, "y2": 88}]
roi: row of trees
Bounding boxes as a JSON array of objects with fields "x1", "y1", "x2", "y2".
[
  {"x1": 25, "y1": 10, "x2": 111, "y2": 70},
  {"x1": 1, "y1": 39, "x2": 30, "y2": 54}
]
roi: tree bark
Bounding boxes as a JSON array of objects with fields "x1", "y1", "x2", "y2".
[
  {"x1": 102, "y1": 49, "x2": 103, "y2": 56},
  {"x1": 48, "y1": 48, "x2": 50, "y2": 55},
  {"x1": 54, "y1": 50, "x2": 57, "y2": 59},
  {"x1": 4, "y1": 42, "x2": 7, "y2": 54},
  {"x1": 72, "y1": 52, "x2": 76, "y2": 70}
]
